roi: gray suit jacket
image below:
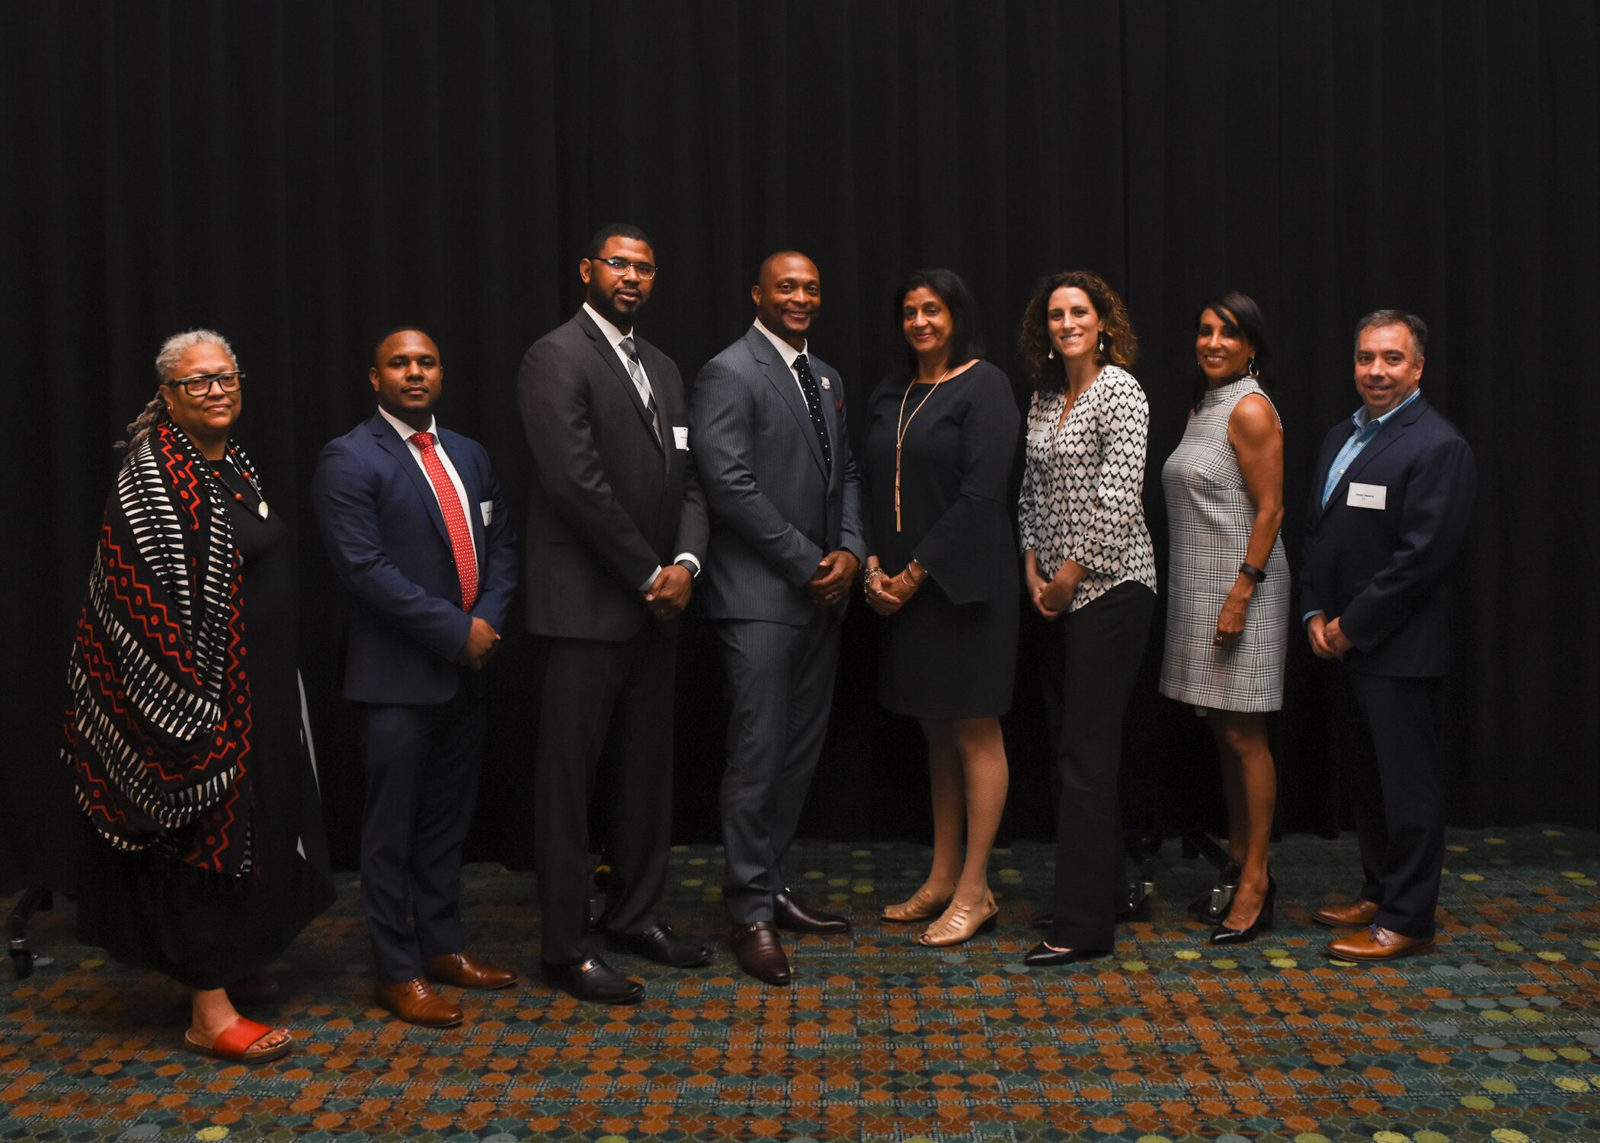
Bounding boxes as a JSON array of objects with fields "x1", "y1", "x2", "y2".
[
  {"x1": 517, "y1": 309, "x2": 707, "y2": 641},
  {"x1": 690, "y1": 325, "x2": 865, "y2": 625}
]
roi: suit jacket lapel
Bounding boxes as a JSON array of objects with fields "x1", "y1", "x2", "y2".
[
  {"x1": 747, "y1": 328, "x2": 827, "y2": 476},
  {"x1": 1342, "y1": 396, "x2": 1427, "y2": 490},
  {"x1": 578, "y1": 311, "x2": 664, "y2": 455},
  {"x1": 370, "y1": 414, "x2": 450, "y2": 545},
  {"x1": 440, "y1": 428, "x2": 487, "y2": 570}
]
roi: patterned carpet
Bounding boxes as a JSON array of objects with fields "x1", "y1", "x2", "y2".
[{"x1": 3, "y1": 827, "x2": 1599, "y2": 1142}]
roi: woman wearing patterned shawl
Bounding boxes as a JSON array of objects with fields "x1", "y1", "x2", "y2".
[{"x1": 62, "y1": 330, "x2": 333, "y2": 1063}]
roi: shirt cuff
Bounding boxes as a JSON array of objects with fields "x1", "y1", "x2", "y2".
[
  {"x1": 1302, "y1": 609, "x2": 1324, "y2": 626},
  {"x1": 638, "y1": 564, "x2": 663, "y2": 593}
]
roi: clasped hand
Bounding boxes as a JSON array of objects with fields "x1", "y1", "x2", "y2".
[
  {"x1": 807, "y1": 550, "x2": 860, "y2": 609},
  {"x1": 458, "y1": 616, "x2": 500, "y2": 670},
  {"x1": 645, "y1": 563, "x2": 693, "y2": 621}
]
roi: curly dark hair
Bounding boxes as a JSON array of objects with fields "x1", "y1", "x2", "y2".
[
  {"x1": 1017, "y1": 269, "x2": 1138, "y2": 391},
  {"x1": 1191, "y1": 291, "x2": 1272, "y2": 410}
]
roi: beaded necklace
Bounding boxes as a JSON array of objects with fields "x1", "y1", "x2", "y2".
[{"x1": 209, "y1": 444, "x2": 269, "y2": 519}]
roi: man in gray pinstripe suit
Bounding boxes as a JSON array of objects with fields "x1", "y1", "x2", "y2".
[{"x1": 690, "y1": 252, "x2": 865, "y2": 985}]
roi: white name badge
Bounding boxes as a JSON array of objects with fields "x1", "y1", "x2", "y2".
[
  {"x1": 673, "y1": 425, "x2": 690, "y2": 450},
  {"x1": 1347, "y1": 482, "x2": 1387, "y2": 510},
  {"x1": 480, "y1": 500, "x2": 494, "y2": 525}
]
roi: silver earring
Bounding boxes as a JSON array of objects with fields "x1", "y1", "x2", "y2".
[
  {"x1": 1047, "y1": 344, "x2": 1055, "y2": 360},
  {"x1": 1247, "y1": 355, "x2": 1259, "y2": 378},
  {"x1": 1097, "y1": 331, "x2": 1108, "y2": 355}
]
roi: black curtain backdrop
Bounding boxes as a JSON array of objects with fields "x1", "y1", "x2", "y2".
[{"x1": 4, "y1": 1, "x2": 1597, "y2": 886}]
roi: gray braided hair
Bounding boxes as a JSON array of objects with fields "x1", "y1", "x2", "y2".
[{"x1": 117, "y1": 329, "x2": 239, "y2": 461}]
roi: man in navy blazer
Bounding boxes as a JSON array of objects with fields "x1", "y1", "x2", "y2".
[
  {"x1": 1300, "y1": 310, "x2": 1476, "y2": 961},
  {"x1": 690, "y1": 251, "x2": 864, "y2": 985},
  {"x1": 313, "y1": 327, "x2": 519, "y2": 1025},
  {"x1": 518, "y1": 223, "x2": 712, "y2": 1004}
]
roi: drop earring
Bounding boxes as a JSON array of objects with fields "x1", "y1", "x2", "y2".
[
  {"x1": 1097, "y1": 331, "x2": 1108, "y2": 356},
  {"x1": 1247, "y1": 355, "x2": 1259, "y2": 379},
  {"x1": 1047, "y1": 343, "x2": 1056, "y2": 360}
]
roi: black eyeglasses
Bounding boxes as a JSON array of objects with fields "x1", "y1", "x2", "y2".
[
  {"x1": 593, "y1": 256, "x2": 658, "y2": 279},
  {"x1": 167, "y1": 371, "x2": 244, "y2": 397}
]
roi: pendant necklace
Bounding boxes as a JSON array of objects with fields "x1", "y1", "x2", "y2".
[
  {"x1": 894, "y1": 365, "x2": 954, "y2": 531},
  {"x1": 210, "y1": 445, "x2": 269, "y2": 519}
]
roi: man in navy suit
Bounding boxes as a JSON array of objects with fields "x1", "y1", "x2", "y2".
[
  {"x1": 1301, "y1": 310, "x2": 1476, "y2": 961},
  {"x1": 690, "y1": 252, "x2": 864, "y2": 985},
  {"x1": 518, "y1": 223, "x2": 712, "y2": 1004},
  {"x1": 313, "y1": 327, "x2": 519, "y2": 1025}
]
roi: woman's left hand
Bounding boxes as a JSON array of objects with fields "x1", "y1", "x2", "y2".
[{"x1": 1212, "y1": 582, "x2": 1252, "y2": 646}]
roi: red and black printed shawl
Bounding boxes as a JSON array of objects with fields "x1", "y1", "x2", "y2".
[{"x1": 62, "y1": 420, "x2": 258, "y2": 876}]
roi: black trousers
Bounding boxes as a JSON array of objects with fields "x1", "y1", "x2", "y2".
[
  {"x1": 1044, "y1": 581, "x2": 1156, "y2": 951},
  {"x1": 1333, "y1": 668, "x2": 1446, "y2": 938},
  {"x1": 531, "y1": 632, "x2": 676, "y2": 967},
  {"x1": 359, "y1": 681, "x2": 485, "y2": 983}
]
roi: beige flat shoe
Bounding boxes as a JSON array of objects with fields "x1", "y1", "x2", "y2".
[
  {"x1": 917, "y1": 890, "x2": 999, "y2": 947},
  {"x1": 882, "y1": 883, "x2": 954, "y2": 923}
]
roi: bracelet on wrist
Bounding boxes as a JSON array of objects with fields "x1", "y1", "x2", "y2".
[{"x1": 1238, "y1": 561, "x2": 1266, "y2": 583}]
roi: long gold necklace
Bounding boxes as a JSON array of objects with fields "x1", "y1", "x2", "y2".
[{"x1": 894, "y1": 365, "x2": 954, "y2": 531}]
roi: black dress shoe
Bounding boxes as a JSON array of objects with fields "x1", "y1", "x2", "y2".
[
  {"x1": 1023, "y1": 942, "x2": 1112, "y2": 967},
  {"x1": 730, "y1": 921, "x2": 791, "y2": 985},
  {"x1": 773, "y1": 889, "x2": 850, "y2": 934},
  {"x1": 608, "y1": 922, "x2": 714, "y2": 967},
  {"x1": 541, "y1": 956, "x2": 644, "y2": 1004}
]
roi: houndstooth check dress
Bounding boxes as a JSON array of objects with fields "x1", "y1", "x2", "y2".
[{"x1": 1158, "y1": 379, "x2": 1288, "y2": 712}]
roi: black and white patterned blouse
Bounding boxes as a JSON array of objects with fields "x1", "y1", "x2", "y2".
[{"x1": 1017, "y1": 365, "x2": 1158, "y2": 611}]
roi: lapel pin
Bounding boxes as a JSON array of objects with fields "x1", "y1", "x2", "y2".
[{"x1": 820, "y1": 376, "x2": 832, "y2": 390}]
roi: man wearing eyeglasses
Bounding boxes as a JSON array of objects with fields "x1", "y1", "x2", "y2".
[
  {"x1": 517, "y1": 223, "x2": 711, "y2": 1003},
  {"x1": 312, "y1": 327, "x2": 520, "y2": 1026}
]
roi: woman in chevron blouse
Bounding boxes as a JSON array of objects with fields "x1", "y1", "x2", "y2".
[
  {"x1": 61, "y1": 330, "x2": 332, "y2": 1063},
  {"x1": 1015, "y1": 270, "x2": 1158, "y2": 968}
]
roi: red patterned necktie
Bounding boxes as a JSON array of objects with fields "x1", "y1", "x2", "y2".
[{"x1": 411, "y1": 431, "x2": 478, "y2": 611}]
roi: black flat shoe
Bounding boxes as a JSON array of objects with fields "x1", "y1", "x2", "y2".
[
  {"x1": 541, "y1": 956, "x2": 645, "y2": 1003},
  {"x1": 608, "y1": 921, "x2": 715, "y2": 967},
  {"x1": 1208, "y1": 877, "x2": 1276, "y2": 946},
  {"x1": 1023, "y1": 942, "x2": 1111, "y2": 967}
]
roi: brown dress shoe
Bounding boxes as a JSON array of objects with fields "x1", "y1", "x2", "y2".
[
  {"x1": 422, "y1": 952, "x2": 518, "y2": 990},
  {"x1": 1326, "y1": 925, "x2": 1435, "y2": 961},
  {"x1": 730, "y1": 921, "x2": 791, "y2": 985},
  {"x1": 375, "y1": 978, "x2": 465, "y2": 1027},
  {"x1": 1312, "y1": 899, "x2": 1381, "y2": 928},
  {"x1": 772, "y1": 889, "x2": 850, "y2": 934}
]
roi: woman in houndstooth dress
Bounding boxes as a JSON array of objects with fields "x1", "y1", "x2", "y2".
[{"x1": 1159, "y1": 292, "x2": 1288, "y2": 945}]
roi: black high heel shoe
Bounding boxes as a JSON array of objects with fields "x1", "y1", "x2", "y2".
[{"x1": 1208, "y1": 876, "x2": 1275, "y2": 945}]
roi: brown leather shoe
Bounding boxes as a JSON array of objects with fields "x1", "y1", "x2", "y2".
[
  {"x1": 1312, "y1": 898, "x2": 1381, "y2": 928},
  {"x1": 1326, "y1": 925, "x2": 1435, "y2": 961},
  {"x1": 773, "y1": 889, "x2": 850, "y2": 934},
  {"x1": 730, "y1": 921, "x2": 791, "y2": 985},
  {"x1": 375, "y1": 978, "x2": 465, "y2": 1027},
  {"x1": 422, "y1": 952, "x2": 517, "y2": 990}
]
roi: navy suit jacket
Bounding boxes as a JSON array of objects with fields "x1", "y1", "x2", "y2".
[
  {"x1": 690, "y1": 325, "x2": 865, "y2": 625},
  {"x1": 312, "y1": 412, "x2": 518, "y2": 704},
  {"x1": 1300, "y1": 394, "x2": 1475, "y2": 677}
]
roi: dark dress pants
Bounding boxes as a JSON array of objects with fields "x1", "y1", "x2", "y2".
[
  {"x1": 1045, "y1": 581, "x2": 1156, "y2": 952},
  {"x1": 1335, "y1": 668, "x2": 1445, "y2": 938},
  {"x1": 360, "y1": 680, "x2": 485, "y2": 984},
  {"x1": 532, "y1": 632, "x2": 675, "y2": 966},
  {"x1": 713, "y1": 612, "x2": 841, "y2": 924}
]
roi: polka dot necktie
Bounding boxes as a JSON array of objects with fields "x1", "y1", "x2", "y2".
[
  {"x1": 410, "y1": 431, "x2": 479, "y2": 611},
  {"x1": 794, "y1": 353, "x2": 832, "y2": 472}
]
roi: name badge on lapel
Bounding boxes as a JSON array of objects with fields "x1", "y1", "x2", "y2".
[
  {"x1": 1347, "y1": 482, "x2": 1387, "y2": 510},
  {"x1": 480, "y1": 500, "x2": 494, "y2": 525},
  {"x1": 673, "y1": 425, "x2": 690, "y2": 450}
]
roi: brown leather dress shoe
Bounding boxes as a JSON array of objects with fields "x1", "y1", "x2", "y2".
[
  {"x1": 773, "y1": 889, "x2": 850, "y2": 934},
  {"x1": 375, "y1": 978, "x2": 465, "y2": 1027},
  {"x1": 422, "y1": 952, "x2": 518, "y2": 990},
  {"x1": 1312, "y1": 898, "x2": 1381, "y2": 928},
  {"x1": 1326, "y1": 925, "x2": 1435, "y2": 961},
  {"x1": 731, "y1": 921, "x2": 791, "y2": 985}
]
